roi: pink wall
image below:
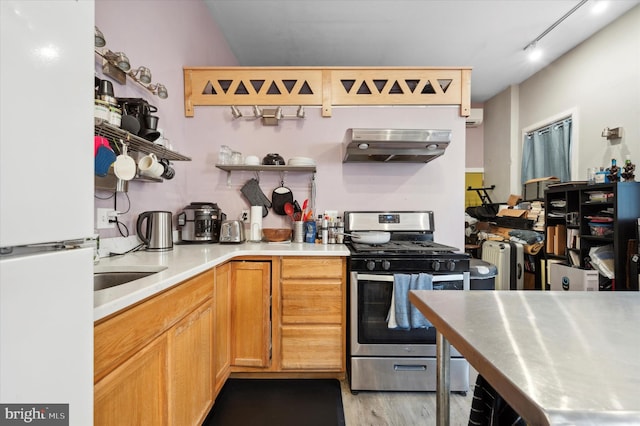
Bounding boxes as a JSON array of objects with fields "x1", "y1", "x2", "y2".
[
  {"x1": 465, "y1": 124, "x2": 484, "y2": 169},
  {"x1": 95, "y1": 1, "x2": 467, "y2": 250}
]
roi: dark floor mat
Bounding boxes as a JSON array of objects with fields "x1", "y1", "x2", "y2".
[{"x1": 202, "y1": 379, "x2": 346, "y2": 426}]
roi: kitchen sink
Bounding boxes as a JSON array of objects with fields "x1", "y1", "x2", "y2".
[{"x1": 93, "y1": 266, "x2": 167, "y2": 291}]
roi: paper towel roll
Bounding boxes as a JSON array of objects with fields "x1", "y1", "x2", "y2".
[{"x1": 250, "y1": 206, "x2": 262, "y2": 241}]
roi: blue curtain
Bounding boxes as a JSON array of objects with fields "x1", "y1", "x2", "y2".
[{"x1": 521, "y1": 118, "x2": 572, "y2": 183}]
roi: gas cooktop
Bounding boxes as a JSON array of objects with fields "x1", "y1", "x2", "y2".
[
  {"x1": 344, "y1": 211, "x2": 469, "y2": 273},
  {"x1": 348, "y1": 240, "x2": 460, "y2": 254}
]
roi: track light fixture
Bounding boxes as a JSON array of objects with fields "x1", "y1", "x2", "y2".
[
  {"x1": 522, "y1": 0, "x2": 588, "y2": 61},
  {"x1": 231, "y1": 105, "x2": 243, "y2": 119},
  {"x1": 94, "y1": 26, "x2": 106, "y2": 48},
  {"x1": 525, "y1": 42, "x2": 542, "y2": 61},
  {"x1": 229, "y1": 105, "x2": 306, "y2": 125},
  {"x1": 94, "y1": 26, "x2": 168, "y2": 99}
]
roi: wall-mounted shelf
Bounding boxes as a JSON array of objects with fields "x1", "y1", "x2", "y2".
[
  {"x1": 183, "y1": 66, "x2": 471, "y2": 118},
  {"x1": 215, "y1": 164, "x2": 316, "y2": 186},
  {"x1": 94, "y1": 118, "x2": 191, "y2": 161},
  {"x1": 216, "y1": 165, "x2": 316, "y2": 173},
  {"x1": 94, "y1": 169, "x2": 163, "y2": 192}
]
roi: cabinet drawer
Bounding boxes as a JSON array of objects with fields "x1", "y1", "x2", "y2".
[
  {"x1": 281, "y1": 257, "x2": 344, "y2": 279},
  {"x1": 281, "y1": 281, "x2": 342, "y2": 324},
  {"x1": 94, "y1": 270, "x2": 214, "y2": 382},
  {"x1": 280, "y1": 325, "x2": 343, "y2": 370}
]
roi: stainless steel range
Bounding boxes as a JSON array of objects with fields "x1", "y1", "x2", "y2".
[{"x1": 345, "y1": 211, "x2": 472, "y2": 393}]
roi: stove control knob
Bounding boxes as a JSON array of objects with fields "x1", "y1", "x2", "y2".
[
  {"x1": 447, "y1": 260, "x2": 456, "y2": 271},
  {"x1": 431, "y1": 260, "x2": 441, "y2": 271},
  {"x1": 366, "y1": 260, "x2": 376, "y2": 271},
  {"x1": 381, "y1": 260, "x2": 391, "y2": 271}
]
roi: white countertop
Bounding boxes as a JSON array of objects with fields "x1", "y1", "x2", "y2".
[
  {"x1": 409, "y1": 291, "x2": 640, "y2": 425},
  {"x1": 94, "y1": 242, "x2": 350, "y2": 321}
]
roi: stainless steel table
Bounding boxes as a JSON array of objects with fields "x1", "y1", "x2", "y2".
[{"x1": 409, "y1": 291, "x2": 640, "y2": 426}]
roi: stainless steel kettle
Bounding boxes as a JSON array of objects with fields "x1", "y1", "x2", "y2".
[{"x1": 136, "y1": 211, "x2": 173, "y2": 251}]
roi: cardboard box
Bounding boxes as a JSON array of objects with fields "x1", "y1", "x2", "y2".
[
  {"x1": 550, "y1": 263, "x2": 598, "y2": 291},
  {"x1": 523, "y1": 177, "x2": 560, "y2": 200},
  {"x1": 554, "y1": 224, "x2": 566, "y2": 255},
  {"x1": 507, "y1": 194, "x2": 522, "y2": 207},
  {"x1": 546, "y1": 226, "x2": 556, "y2": 254},
  {"x1": 497, "y1": 209, "x2": 527, "y2": 218}
]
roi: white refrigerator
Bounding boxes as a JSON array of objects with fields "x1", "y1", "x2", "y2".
[{"x1": 1, "y1": 1, "x2": 94, "y2": 424}]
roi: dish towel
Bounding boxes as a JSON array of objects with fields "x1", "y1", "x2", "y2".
[{"x1": 387, "y1": 273, "x2": 433, "y2": 330}]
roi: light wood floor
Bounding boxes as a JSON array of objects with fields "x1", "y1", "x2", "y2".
[{"x1": 340, "y1": 368, "x2": 477, "y2": 426}]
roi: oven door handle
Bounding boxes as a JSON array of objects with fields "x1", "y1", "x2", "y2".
[
  {"x1": 394, "y1": 364, "x2": 427, "y2": 372},
  {"x1": 356, "y1": 273, "x2": 464, "y2": 282}
]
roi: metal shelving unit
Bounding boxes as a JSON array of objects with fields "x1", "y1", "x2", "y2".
[
  {"x1": 215, "y1": 164, "x2": 316, "y2": 173},
  {"x1": 215, "y1": 164, "x2": 316, "y2": 186},
  {"x1": 94, "y1": 118, "x2": 191, "y2": 161}
]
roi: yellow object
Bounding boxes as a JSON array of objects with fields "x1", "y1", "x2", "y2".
[{"x1": 465, "y1": 172, "x2": 484, "y2": 208}]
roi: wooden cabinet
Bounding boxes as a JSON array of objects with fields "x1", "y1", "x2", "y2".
[
  {"x1": 94, "y1": 270, "x2": 215, "y2": 426},
  {"x1": 230, "y1": 260, "x2": 271, "y2": 368},
  {"x1": 278, "y1": 257, "x2": 346, "y2": 371},
  {"x1": 168, "y1": 301, "x2": 214, "y2": 425},
  {"x1": 545, "y1": 182, "x2": 640, "y2": 290},
  {"x1": 94, "y1": 255, "x2": 347, "y2": 424},
  {"x1": 213, "y1": 262, "x2": 231, "y2": 395},
  {"x1": 94, "y1": 335, "x2": 168, "y2": 426}
]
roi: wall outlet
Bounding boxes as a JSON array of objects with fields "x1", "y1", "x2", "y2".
[
  {"x1": 241, "y1": 209, "x2": 250, "y2": 222},
  {"x1": 97, "y1": 208, "x2": 115, "y2": 229}
]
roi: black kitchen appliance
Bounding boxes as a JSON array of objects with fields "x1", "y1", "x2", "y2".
[
  {"x1": 116, "y1": 97, "x2": 160, "y2": 141},
  {"x1": 345, "y1": 210, "x2": 476, "y2": 393},
  {"x1": 177, "y1": 202, "x2": 225, "y2": 243}
]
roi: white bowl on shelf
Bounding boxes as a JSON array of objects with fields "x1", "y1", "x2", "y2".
[
  {"x1": 287, "y1": 156, "x2": 316, "y2": 166},
  {"x1": 244, "y1": 155, "x2": 260, "y2": 165}
]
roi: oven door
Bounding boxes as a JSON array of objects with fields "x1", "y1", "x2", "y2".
[{"x1": 350, "y1": 271, "x2": 469, "y2": 358}]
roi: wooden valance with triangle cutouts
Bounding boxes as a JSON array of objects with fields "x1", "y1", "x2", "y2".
[{"x1": 183, "y1": 66, "x2": 471, "y2": 118}]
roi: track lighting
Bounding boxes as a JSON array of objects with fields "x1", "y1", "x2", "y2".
[
  {"x1": 523, "y1": 0, "x2": 588, "y2": 62},
  {"x1": 261, "y1": 108, "x2": 280, "y2": 126},
  {"x1": 94, "y1": 26, "x2": 168, "y2": 99},
  {"x1": 525, "y1": 42, "x2": 542, "y2": 61},
  {"x1": 229, "y1": 105, "x2": 306, "y2": 125},
  {"x1": 131, "y1": 66, "x2": 152, "y2": 84},
  {"x1": 148, "y1": 83, "x2": 168, "y2": 99},
  {"x1": 94, "y1": 26, "x2": 106, "y2": 48},
  {"x1": 231, "y1": 106, "x2": 243, "y2": 119}
]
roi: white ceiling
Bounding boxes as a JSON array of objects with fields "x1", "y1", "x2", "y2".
[{"x1": 204, "y1": 0, "x2": 639, "y2": 103}]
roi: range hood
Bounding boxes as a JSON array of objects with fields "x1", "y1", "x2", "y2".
[{"x1": 343, "y1": 128, "x2": 451, "y2": 163}]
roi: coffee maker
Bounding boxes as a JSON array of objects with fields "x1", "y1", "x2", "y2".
[
  {"x1": 116, "y1": 97, "x2": 160, "y2": 142},
  {"x1": 177, "y1": 202, "x2": 225, "y2": 243}
]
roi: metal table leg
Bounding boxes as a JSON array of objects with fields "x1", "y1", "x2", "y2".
[{"x1": 436, "y1": 330, "x2": 450, "y2": 426}]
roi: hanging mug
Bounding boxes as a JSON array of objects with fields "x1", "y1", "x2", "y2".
[
  {"x1": 138, "y1": 153, "x2": 163, "y2": 178},
  {"x1": 159, "y1": 158, "x2": 175, "y2": 180}
]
